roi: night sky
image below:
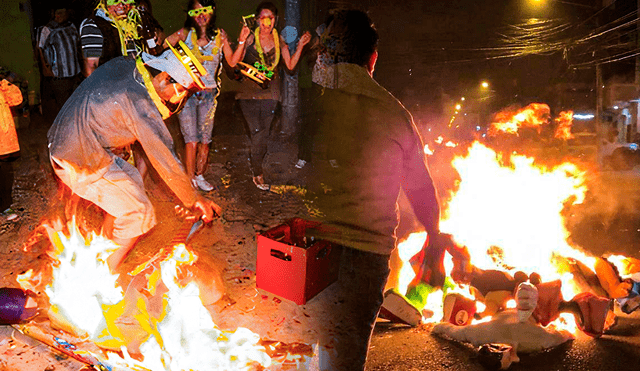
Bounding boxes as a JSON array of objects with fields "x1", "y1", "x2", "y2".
[{"x1": 347, "y1": 0, "x2": 636, "y2": 128}]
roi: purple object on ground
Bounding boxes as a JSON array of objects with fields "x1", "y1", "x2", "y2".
[{"x1": 0, "y1": 287, "x2": 29, "y2": 325}]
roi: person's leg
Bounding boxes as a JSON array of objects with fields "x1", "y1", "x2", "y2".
[
  {"x1": 51, "y1": 155, "x2": 156, "y2": 272},
  {"x1": 316, "y1": 247, "x2": 391, "y2": 370},
  {"x1": 50, "y1": 77, "x2": 76, "y2": 114},
  {"x1": 0, "y1": 161, "x2": 13, "y2": 212},
  {"x1": 196, "y1": 142, "x2": 209, "y2": 176},
  {"x1": 196, "y1": 92, "x2": 215, "y2": 177},
  {"x1": 178, "y1": 95, "x2": 199, "y2": 180},
  {"x1": 192, "y1": 90, "x2": 216, "y2": 191},
  {"x1": 184, "y1": 142, "x2": 197, "y2": 178},
  {"x1": 239, "y1": 99, "x2": 270, "y2": 181},
  {"x1": 297, "y1": 85, "x2": 322, "y2": 166},
  {"x1": 131, "y1": 141, "x2": 149, "y2": 181}
]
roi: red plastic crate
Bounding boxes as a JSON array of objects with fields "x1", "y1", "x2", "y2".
[{"x1": 256, "y1": 218, "x2": 342, "y2": 305}]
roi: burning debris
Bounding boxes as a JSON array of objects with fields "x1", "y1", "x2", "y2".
[
  {"x1": 487, "y1": 103, "x2": 576, "y2": 141},
  {"x1": 5, "y1": 218, "x2": 276, "y2": 370},
  {"x1": 380, "y1": 135, "x2": 639, "y2": 369}
]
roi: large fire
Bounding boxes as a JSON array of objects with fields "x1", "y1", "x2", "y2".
[
  {"x1": 399, "y1": 103, "x2": 608, "y2": 333},
  {"x1": 21, "y1": 220, "x2": 273, "y2": 370}
]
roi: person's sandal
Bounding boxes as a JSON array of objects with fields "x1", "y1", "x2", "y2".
[{"x1": 253, "y1": 175, "x2": 270, "y2": 191}]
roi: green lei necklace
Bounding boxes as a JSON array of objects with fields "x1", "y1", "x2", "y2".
[
  {"x1": 254, "y1": 28, "x2": 280, "y2": 74},
  {"x1": 188, "y1": 28, "x2": 221, "y2": 62}
]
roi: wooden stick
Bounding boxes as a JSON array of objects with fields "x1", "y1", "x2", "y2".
[{"x1": 11, "y1": 323, "x2": 111, "y2": 370}]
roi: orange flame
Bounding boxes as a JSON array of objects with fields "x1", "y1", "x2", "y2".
[
  {"x1": 17, "y1": 219, "x2": 286, "y2": 370},
  {"x1": 554, "y1": 111, "x2": 574, "y2": 140},
  {"x1": 397, "y1": 140, "x2": 597, "y2": 333},
  {"x1": 488, "y1": 103, "x2": 550, "y2": 136}
]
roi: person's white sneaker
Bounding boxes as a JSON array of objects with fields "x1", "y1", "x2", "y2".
[
  {"x1": 295, "y1": 159, "x2": 307, "y2": 169},
  {"x1": 379, "y1": 289, "x2": 423, "y2": 326},
  {"x1": 193, "y1": 174, "x2": 214, "y2": 192},
  {"x1": 252, "y1": 175, "x2": 270, "y2": 191}
]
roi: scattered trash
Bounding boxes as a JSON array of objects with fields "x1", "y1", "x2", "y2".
[
  {"x1": 478, "y1": 343, "x2": 517, "y2": 370},
  {"x1": 1, "y1": 208, "x2": 18, "y2": 222}
]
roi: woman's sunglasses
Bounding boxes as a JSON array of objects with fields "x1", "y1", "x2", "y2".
[
  {"x1": 106, "y1": 0, "x2": 135, "y2": 6},
  {"x1": 188, "y1": 6, "x2": 214, "y2": 17}
]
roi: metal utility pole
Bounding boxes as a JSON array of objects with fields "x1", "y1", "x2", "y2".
[{"x1": 281, "y1": 0, "x2": 301, "y2": 138}]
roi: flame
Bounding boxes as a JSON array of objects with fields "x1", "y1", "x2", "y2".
[
  {"x1": 441, "y1": 141, "x2": 590, "y2": 277},
  {"x1": 424, "y1": 144, "x2": 434, "y2": 155},
  {"x1": 396, "y1": 139, "x2": 599, "y2": 333},
  {"x1": 488, "y1": 103, "x2": 550, "y2": 136},
  {"x1": 606, "y1": 255, "x2": 640, "y2": 278},
  {"x1": 27, "y1": 220, "x2": 273, "y2": 370},
  {"x1": 554, "y1": 111, "x2": 574, "y2": 140}
]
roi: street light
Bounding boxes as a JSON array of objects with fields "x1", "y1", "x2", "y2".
[
  {"x1": 529, "y1": 0, "x2": 595, "y2": 9},
  {"x1": 481, "y1": 81, "x2": 489, "y2": 89}
]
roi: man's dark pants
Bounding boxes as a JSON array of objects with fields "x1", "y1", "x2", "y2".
[{"x1": 314, "y1": 245, "x2": 390, "y2": 370}]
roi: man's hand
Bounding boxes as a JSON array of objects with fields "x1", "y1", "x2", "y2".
[
  {"x1": 192, "y1": 195, "x2": 222, "y2": 223},
  {"x1": 174, "y1": 196, "x2": 222, "y2": 223}
]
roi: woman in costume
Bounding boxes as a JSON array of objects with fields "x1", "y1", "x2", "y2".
[
  {"x1": 165, "y1": 0, "x2": 248, "y2": 191},
  {"x1": 234, "y1": 1, "x2": 311, "y2": 190}
]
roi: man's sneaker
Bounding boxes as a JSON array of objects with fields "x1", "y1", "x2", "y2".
[
  {"x1": 295, "y1": 159, "x2": 307, "y2": 169},
  {"x1": 193, "y1": 174, "x2": 214, "y2": 192},
  {"x1": 253, "y1": 175, "x2": 270, "y2": 191},
  {"x1": 379, "y1": 289, "x2": 423, "y2": 326}
]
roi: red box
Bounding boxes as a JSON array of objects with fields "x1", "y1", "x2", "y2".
[{"x1": 256, "y1": 218, "x2": 342, "y2": 305}]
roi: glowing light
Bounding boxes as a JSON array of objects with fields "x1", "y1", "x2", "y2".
[{"x1": 573, "y1": 113, "x2": 594, "y2": 120}]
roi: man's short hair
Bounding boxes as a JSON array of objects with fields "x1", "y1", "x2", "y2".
[{"x1": 321, "y1": 9, "x2": 378, "y2": 67}]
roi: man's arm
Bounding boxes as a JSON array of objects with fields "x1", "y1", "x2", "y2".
[
  {"x1": 163, "y1": 27, "x2": 186, "y2": 48},
  {"x1": 79, "y1": 18, "x2": 103, "y2": 77},
  {"x1": 401, "y1": 122, "x2": 440, "y2": 236},
  {"x1": 83, "y1": 57, "x2": 100, "y2": 77},
  {"x1": 37, "y1": 47, "x2": 54, "y2": 77},
  {"x1": 37, "y1": 26, "x2": 54, "y2": 77},
  {"x1": 133, "y1": 108, "x2": 222, "y2": 221}
]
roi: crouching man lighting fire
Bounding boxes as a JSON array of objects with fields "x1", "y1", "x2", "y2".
[{"x1": 47, "y1": 42, "x2": 222, "y2": 271}]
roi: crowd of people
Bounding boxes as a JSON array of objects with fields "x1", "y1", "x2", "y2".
[{"x1": 6, "y1": 1, "x2": 450, "y2": 370}]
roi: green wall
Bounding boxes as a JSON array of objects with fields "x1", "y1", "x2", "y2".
[
  {"x1": 0, "y1": 1, "x2": 39, "y2": 97},
  {"x1": 0, "y1": 0, "x2": 311, "y2": 98}
]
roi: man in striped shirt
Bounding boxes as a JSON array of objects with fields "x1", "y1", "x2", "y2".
[
  {"x1": 79, "y1": 0, "x2": 138, "y2": 77},
  {"x1": 37, "y1": 4, "x2": 81, "y2": 117}
]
